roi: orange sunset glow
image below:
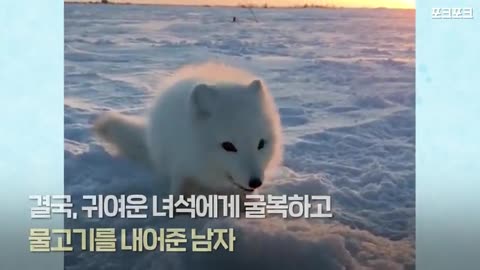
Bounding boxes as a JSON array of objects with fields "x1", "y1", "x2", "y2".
[{"x1": 69, "y1": 0, "x2": 416, "y2": 9}]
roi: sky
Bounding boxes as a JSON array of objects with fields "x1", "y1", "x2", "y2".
[{"x1": 71, "y1": 0, "x2": 416, "y2": 9}]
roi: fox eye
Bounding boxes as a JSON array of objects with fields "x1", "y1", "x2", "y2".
[
  {"x1": 221, "y1": 142, "x2": 237, "y2": 152},
  {"x1": 257, "y1": 139, "x2": 266, "y2": 150}
]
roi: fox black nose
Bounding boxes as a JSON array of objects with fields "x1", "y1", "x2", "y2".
[{"x1": 249, "y1": 178, "x2": 262, "y2": 189}]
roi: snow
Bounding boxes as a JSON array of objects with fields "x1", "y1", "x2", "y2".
[{"x1": 65, "y1": 4, "x2": 415, "y2": 270}]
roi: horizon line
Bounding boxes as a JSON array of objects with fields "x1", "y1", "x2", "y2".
[{"x1": 64, "y1": 1, "x2": 416, "y2": 10}]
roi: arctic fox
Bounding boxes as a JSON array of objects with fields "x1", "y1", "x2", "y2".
[{"x1": 94, "y1": 63, "x2": 283, "y2": 196}]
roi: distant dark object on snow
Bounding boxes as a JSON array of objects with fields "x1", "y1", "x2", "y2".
[{"x1": 232, "y1": 16, "x2": 237, "y2": 22}]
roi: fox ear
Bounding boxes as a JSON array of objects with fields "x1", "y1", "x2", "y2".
[
  {"x1": 191, "y1": 84, "x2": 217, "y2": 118},
  {"x1": 248, "y1": 79, "x2": 263, "y2": 95}
]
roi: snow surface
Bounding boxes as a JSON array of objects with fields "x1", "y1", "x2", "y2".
[{"x1": 65, "y1": 4, "x2": 415, "y2": 270}]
